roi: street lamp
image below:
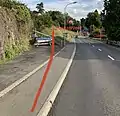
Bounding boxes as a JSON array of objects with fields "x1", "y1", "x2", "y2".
[
  {"x1": 63, "y1": 1, "x2": 77, "y2": 46},
  {"x1": 79, "y1": 19, "x2": 81, "y2": 36}
]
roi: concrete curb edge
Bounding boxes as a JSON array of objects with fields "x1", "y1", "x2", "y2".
[
  {"x1": 37, "y1": 42, "x2": 76, "y2": 116},
  {"x1": 0, "y1": 47, "x2": 65, "y2": 98}
]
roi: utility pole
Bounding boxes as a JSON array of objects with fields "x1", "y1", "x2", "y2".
[
  {"x1": 80, "y1": 19, "x2": 81, "y2": 36},
  {"x1": 64, "y1": 1, "x2": 77, "y2": 46}
]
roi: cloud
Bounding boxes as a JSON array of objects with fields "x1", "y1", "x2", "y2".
[
  {"x1": 44, "y1": 0, "x2": 104, "y2": 19},
  {"x1": 19, "y1": 0, "x2": 104, "y2": 19},
  {"x1": 19, "y1": 0, "x2": 38, "y2": 9}
]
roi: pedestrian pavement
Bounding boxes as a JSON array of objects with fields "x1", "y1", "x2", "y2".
[
  {"x1": 0, "y1": 46, "x2": 61, "y2": 91},
  {"x1": 0, "y1": 42, "x2": 75, "y2": 116}
]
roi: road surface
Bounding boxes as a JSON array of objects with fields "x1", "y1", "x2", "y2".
[
  {"x1": 48, "y1": 38, "x2": 120, "y2": 116},
  {"x1": 0, "y1": 43, "x2": 74, "y2": 116},
  {"x1": 0, "y1": 45, "x2": 61, "y2": 91}
]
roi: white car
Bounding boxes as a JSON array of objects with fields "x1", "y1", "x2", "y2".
[{"x1": 34, "y1": 37, "x2": 52, "y2": 47}]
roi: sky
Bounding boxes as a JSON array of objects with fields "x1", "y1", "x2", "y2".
[{"x1": 19, "y1": 0, "x2": 104, "y2": 20}]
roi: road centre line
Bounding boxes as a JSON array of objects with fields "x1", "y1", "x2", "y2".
[
  {"x1": 108, "y1": 55, "x2": 115, "y2": 61},
  {"x1": 98, "y1": 49, "x2": 102, "y2": 52}
]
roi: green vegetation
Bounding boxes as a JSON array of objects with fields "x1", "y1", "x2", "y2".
[
  {"x1": 36, "y1": 27, "x2": 75, "y2": 42},
  {"x1": 32, "y1": 12, "x2": 53, "y2": 31},
  {"x1": 15, "y1": 5, "x2": 31, "y2": 23},
  {"x1": 31, "y1": 2, "x2": 80, "y2": 32},
  {"x1": 36, "y1": 2, "x2": 44, "y2": 14},
  {"x1": 4, "y1": 38, "x2": 29, "y2": 60},
  {"x1": 102, "y1": 0, "x2": 120, "y2": 41},
  {"x1": 0, "y1": 0, "x2": 33, "y2": 62},
  {"x1": 0, "y1": 0, "x2": 19, "y2": 9},
  {"x1": 93, "y1": 28, "x2": 100, "y2": 34},
  {"x1": 81, "y1": 0, "x2": 120, "y2": 41},
  {"x1": 89, "y1": 28, "x2": 101, "y2": 37},
  {"x1": 81, "y1": 10, "x2": 102, "y2": 32},
  {"x1": 0, "y1": 0, "x2": 76, "y2": 62}
]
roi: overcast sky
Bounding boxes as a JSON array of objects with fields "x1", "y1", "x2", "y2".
[{"x1": 19, "y1": 0, "x2": 104, "y2": 20}]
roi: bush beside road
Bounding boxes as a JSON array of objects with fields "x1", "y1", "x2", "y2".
[{"x1": 33, "y1": 27, "x2": 75, "y2": 47}]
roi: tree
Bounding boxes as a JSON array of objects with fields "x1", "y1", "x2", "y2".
[
  {"x1": 102, "y1": 0, "x2": 120, "y2": 41},
  {"x1": 32, "y1": 11, "x2": 53, "y2": 31},
  {"x1": 47, "y1": 11, "x2": 64, "y2": 27},
  {"x1": 0, "y1": 0, "x2": 23, "y2": 9},
  {"x1": 82, "y1": 10, "x2": 102, "y2": 33},
  {"x1": 36, "y1": 2, "x2": 44, "y2": 14},
  {"x1": 31, "y1": 2, "x2": 79, "y2": 32},
  {"x1": 85, "y1": 18, "x2": 89, "y2": 30},
  {"x1": 94, "y1": 10, "x2": 101, "y2": 28},
  {"x1": 80, "y1": 18, "x2": 86, "y2": 27}
]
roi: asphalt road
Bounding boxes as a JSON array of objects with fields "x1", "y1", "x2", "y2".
[
  {"x1": 0, "y1": 45, "x2": 62, "y2": 91},
  {"x1": 48, "y1": 38, "x2": 120, "y2": 116},
  {"x1": 0, "y1": 44, "x2": 74, "y2": 116}
]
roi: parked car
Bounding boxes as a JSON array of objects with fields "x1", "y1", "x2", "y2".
[{"x1": 34, "y1": 37, "x2": 52, "y2": 47}]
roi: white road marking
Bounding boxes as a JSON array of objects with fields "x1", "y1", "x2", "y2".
[
  {"x1": 80, "y1": 39, "x2": 85, "y2": 43},
  {"x1": 37, "y1": 42, "x2": 76, "y2": 116},
  {"x1": 83, "y1": 39, "x2": 87, "y2": 43},
  {"x1": 0, "y1": 47, "x2": 65, "y2": 98},
  {"x1": 92, "y1": 45, "x2": 95, "y2": 47},
  {"x1": 108, "y1": 55, "x2": 115, "y2": 61},
  {"x1": 78, "y1": 39, "x2": 82, "y2": 43},
  {"x1": 98, "y1": 49, "x2": 102, "y2": 52},
  {"x1": 88, "y1": 41, "x2": 94, "y2": 44}
]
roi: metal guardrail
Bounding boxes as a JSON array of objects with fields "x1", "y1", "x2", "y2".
[
  {"x1": 34, "y1": 30, "x2": 51, "y2": 37},
  {"x1": 107, "y1": 40, "x2": 120, "y2": 46}
]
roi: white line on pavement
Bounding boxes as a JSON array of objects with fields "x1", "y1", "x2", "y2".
[
  {"x1": 92, "y1": 45, "x2": 95, "y2": 47},
  {"x1": 78, "y1": 39, "x2": 82, "y2": 43},
  {"x1": 108, "y1": 55, "x2": 115, "y2": 61},
  {"x1": 80, "y1": 39, "x2": 85, "y2": 43},
  {"x1": 37, "y1": 43, "x2": 76, "y2": 116},
  {"x1": 98, "y1": 49, "x2": 102, "y2": 52},
  {"x1": 0, "y1": 47, "x2": 65, "y2": 98}
]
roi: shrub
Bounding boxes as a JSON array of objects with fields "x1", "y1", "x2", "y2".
[
  {"x1": 89, "y1": 34, "x2": 94, "y2": 37},
  {"x1": 92, "y1": 28, "x2": 100, "y2": 35},
  {"x1": 4, "y1": 37, "x2": 29, "y2": 60},
  {"x1": 0, "y1": 0, "x2": 21, "y2": 9},
  {"x1": 15, "y1": 5, "x2": 31, "y2": 23}
]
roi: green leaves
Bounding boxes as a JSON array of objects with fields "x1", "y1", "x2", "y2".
[
  {"x1": 81, "y1": 10, "x2": 102, "y2": 32},
  {"x1": 36, "y1": 2, "x2": 44, "y2": 14},
  {"x1": 15, "y1": 5, "x2": 31, "y2": 23},
  {"x1": 87, "y1": 10, "x2": 101, "y2": 28},
  {"x1": 103, "y1": 0, "x2": 120, "y2": 41},
  {"x1": 47, "y1": 11, "x2": 64, "y2": 27}
]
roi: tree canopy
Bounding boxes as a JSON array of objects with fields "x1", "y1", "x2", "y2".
[
  {"x1": 102, "y1": 0, "x2": 120, "y2": 41},
  {"x1": 36, "y1": 2, "x2": 44, "y2": 14},
  {"x1": 31, "y1": 2, "x2": 80, "y2": 32},
  {"x1": 80, "y1": 10, "x2": 102, "y2": 32}
]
